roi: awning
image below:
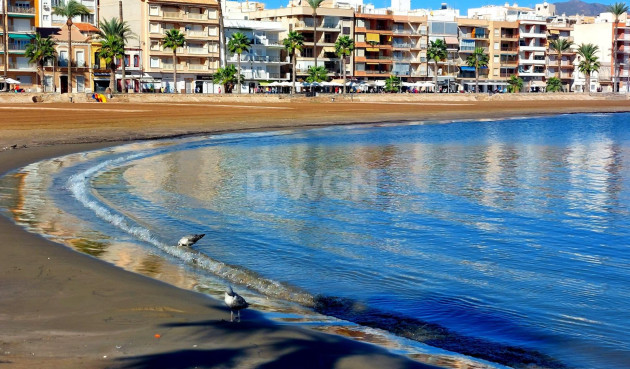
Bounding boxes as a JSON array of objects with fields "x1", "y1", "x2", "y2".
[
  {"x1": 530, "y1": 81, "x2": 545, "y2": 87},
  {"x1": 323, "y1": 46, "x2": 335, "y2": 52},
  {"x1": 366, "y1": 47, "x2": 379, "y2": 52},
  {"x1": 549, "y1": 29, "x2": 560, "y2": 35},
  {"x1": 460, "y1": 66, "x2": 476, "y2": 71},
  {"x1": 366, "y1": 33, "x2": 380, "y2": 42},
  {"x1": 366, "y1": 62, "x2": 379, "y2": 65},
  {"x1": 9, "y1": 34, "x2": 33, "y2": 40},
  {"x1": 445, "y1": 37, "x2": 459, "y2": 44}
]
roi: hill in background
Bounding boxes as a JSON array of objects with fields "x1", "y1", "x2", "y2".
[{"x1": 553, "y1": 0, "x2": 610, "y2": 16}]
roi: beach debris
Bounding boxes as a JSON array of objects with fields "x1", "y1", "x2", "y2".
[
  {"x1": 177, "y1": 234, "x2": 205, "y2": 247},
  {"x1": 224, "y1": 286, "x2": 249, "y2": 322},
  {"x1": 154, "y1": 334, "x2": 161, "y2": 339}
]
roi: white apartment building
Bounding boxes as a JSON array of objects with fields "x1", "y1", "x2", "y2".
[
  {"x1": 573, "y1": 21, "x2": 613, "y2": 92},
  {"x1": 225, "y1": 19, "x2": 290, "y2": 93},
  {"x1": 518, "y1": 13, "x2": 547, "y2": 91},
  {"x1": 41, "y1": 0, "x2": 97, "y2": 27}
]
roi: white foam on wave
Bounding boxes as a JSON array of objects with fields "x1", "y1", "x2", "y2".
[{"x1": 66, "y1": 154, "x2": 315, "y2": 306}]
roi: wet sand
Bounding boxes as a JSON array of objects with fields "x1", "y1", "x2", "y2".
[{"x1": 0, "y1": 97, "x2": 629, "y2": 368}]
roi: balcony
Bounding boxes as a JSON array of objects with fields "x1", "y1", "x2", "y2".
[
  {"x1": 393, "y1": 29, "x2": 411, "y2": 35},
  {"x1": 188, "y1": 63, "x2": 208, "y2": 70},
  {"x1": 519, "y1": 58, "x2": 546, "y2": 65},
  {"x1": 392, "y1": 43, "x2": 412, "y2": 49},
  {"x1": 500, "y1": 48, "x2": 518, "y2": 53},
  {"x1": 229, "y1": 55, "x2": 288, "y2": 63},
  {"x1": 8, "y1": 62, "x2": 36, "y2": 70},
  {"x1": 163, "y1": 11, "x2": 182, "y2": 19},
  {"x1": 501, "y1": 33, "x2": 518, "y2": 40},
  {"x1": 188, "y1": 47, "x2": 207, "y2": 54},
  {"x1": 161, "y1": 63, "x2": 185, "y2": 70},
  {"x1": 243, "y1": 71, "x2": 289, "y2": 80},
  {"x1": 7, "y1": 5, "x2": 36, "y2": 14},
  {"x1": 7, "y1": 43, "x2": 29, "y2": 52},
  {"x1": 520, "y1": 31, "x2": 546, "y2": 38},
  {"x1": 187, "y1": 13, "x2": 206, "y2": 20},
  {"x1": 519, "y1": 44, "x2": 546, "y2": 52},
  {"x1": 7, "y1": 25, "x2": 36, "y2": 32},
  {"x1": 459, "y1": 33, "x2": 488, "y2": 39}
]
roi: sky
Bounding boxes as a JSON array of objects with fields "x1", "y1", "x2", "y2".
[{"x1": 258, "y1": 0, "x2": 619, "y2": 14}]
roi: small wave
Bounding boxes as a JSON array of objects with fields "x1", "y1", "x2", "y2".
[{"x1": 66, "y1": 155, "x2": 315, "y2": 306}]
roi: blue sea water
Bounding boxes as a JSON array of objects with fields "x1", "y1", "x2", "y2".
[{"x1": 1, "y1": 113, "x2": 629, "y2": 369}]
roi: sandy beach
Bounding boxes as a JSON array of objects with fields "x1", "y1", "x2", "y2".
[{"x1": 1, "y1": 95, "x2": 629, "y2": 369}]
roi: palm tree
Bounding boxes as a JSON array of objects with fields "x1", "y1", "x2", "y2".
[
  {"x1": 609, "y1": 2, "x2": 629, "y2": 92},
  {"x1": 25, "y1": 33, "x2": 57, "y2": 92},
  {"x1": 217, "y1": 0, "x2": 226, "y2": 67},
  {"x1": 427, "y1": 39, "x2": 447, "y2": 90},
  {"x1": 385, "y1": 75, "x2": 401, "y2": 93},
  {"x1": 98, "y1": 34, "x2": 124, "y2": 94},
  {"x1": 466, "y1": 47, "x2": 489, "y2": 93},
  {"x1": 163, "y1": 29, "x2": 186, "y2": 93},
  {"x1": 548, "y1": 38, "x2": 574, "y2": 81},
  {"x1": 335, "y1": 35, "x2": 354, "y2": 94},
  {"x1": 306, "y1": 65, "x2": 327, "y2": 83},
  {"x1": 546, "y1": 77, "x2": 563, "y2": 92},
  {"x1": 577, "y1": 43, "x2": 601, "y2": 94},
  {"x1": 283, "y1": 31, "x2": 305, "y2": 96},
  {"x1": 99, "y1": 17, "x2": 133, "y2": 93},
  {"x1": 2, "y1": 0, "x2": 8, "y2": 91},
  {"x1": 52, "y1": 0, "x2": 90, "y2": 93},
  {"x1": 306, "y1": 0, "x2": 325, "y2": 68},
  {"x1": 227, "y1": 32, "x2": 251, "y2": 94},
  {"x1": 507, "y1": 75, "x2": 523, "y2": 93},
  {"x1": 213, "y1": 64, "x2": 240, "y2": 93}
]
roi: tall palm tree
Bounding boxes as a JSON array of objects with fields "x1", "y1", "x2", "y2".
[
  {"x1": 609, "y1": 2, "x2": 629, "y2": 92},
  {"x1": 335, "y1": 35, "x2": 354, "y2": 94},
  {"x1": 283, "y1": 31, "x2": 305, "y2": 96},
  {"x1": 163, "y1": 29, "x2": 186, "y2": 93},
  {"x1": 427, "y1": 39, "x2": 447, "y2": 90},
  {"x1": 52, "y1": 0, "x2": 90, "y2": 93},
  {"x1": 306, "y1": 0, "x2": 325, "y2": 68},
  {"x1": 25, "y1": 33, "x2": 57, "y2": 92},
  {"x1": 577, "y1": 43, "x2": 601, "y2": 94},
  {"x1": 2, "y1": 0, "x2": 8, "y2": 91},
  {"x1": 466, "y1": 47, "x2": 489, "y2": 93},
  {"x1": 99, "y1": 34, "x2": 124, "y2": 94},
  {"x1": 217, "y1": 0, "x2": 225, "y2": 67},
  {"x1": 213, "y1": 64, "x2": 240, "y2": 93},
  {"x1": 227, "y1": 32, "x2": 251, "y2": 94},
  {"x1": 549, "y1": 38, "x2": 574, "y2": 80},
  {"x1": 99, "y1": 17, "x2": 133, "y2": 93}
]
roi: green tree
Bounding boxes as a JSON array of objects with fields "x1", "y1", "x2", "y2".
[
  {"x1": 98, "y1": 17, "x2": 134, "y2": 93},
  {"x1": 334, "y1": 35, "x2": 354, "y2": 94},
  {"x1": 385, "y1": 75, "x2": 401, "y2": 93},
  {"x1": 306, "y1": 0, "x2": 325, "y2": 68},
  {"x1": 52, "y1": 0, "x2": 90, "y2": 93},
  {"x1": 163, "y1": 29, "x2": 186, "y2": 93},
  {"x1": 427, "y1": 39, "x2": 447, "y2": 89},
  {"x1": 25, "y1": 33, "x2": 57, "y2": 92},
  {"x1": 213, "y1": 64, "x2": 241, "y2": 93},
  {"x1": 283, "y1": 31, "x2": 305, "y2": 96},
  {"x1": 98, "y1": 34, "x2": 124, "y2": 94},
  {"x1": 507, "y1": 75, "x2": 523, "y2": 93},
  {"x1": 227, "y1": 32, "x2": 251, "y2": 94},
  {"x1": 466, "y1": 47, "x2": 489, "y2": 93},
  {"x1": 546, "y1": 77, "x2": 563, "y2": 92},
  {"x1": 577, "y1": 43, "x2": 601, "y2": 94},
  {"x1": 609, "y1": 2, "x2": 628, "y2": 92},
  {"x1": 306, "y1": 65, "x2": 327, "y2": 83},
  {"x1": 548, "y1": 38, "x2": 573, "y2": 80}
]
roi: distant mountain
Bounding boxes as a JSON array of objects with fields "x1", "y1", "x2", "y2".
[{"x1": 553, "y1": 0, "x2": 610, "y2": 16}]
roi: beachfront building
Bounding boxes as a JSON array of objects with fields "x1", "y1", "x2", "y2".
[
  {"x1": 40, "y1": 0, "x2": 97, "y2": 27},
  {"x1": 249, "y1": 0, "x2": 356, "y2": 82},
  {"x1": 456, "y1": 18, "x2": 490, "y2": 91},
  {"x1": 38, "y1": 22, "x2": 99, "y2": 93},
  {"x1": 224, "y1": 19, "x2": 290, "y2": 93},
  {"x1": 1, "y1": 0, "x2": 38, "y2": 90},
  {"x1": 572, "y1": 18, "x2": 614, "y2": 93},
  {"x1": 518, "y1": 13, "x2": 548, "y2": 92},
  {"x1": 427, "y1": 19, "x2": 458, "y2": 91},
  {"x1": 354, "y1": 7, "x2": 394, "y2": 82},
  {"x1": 614, "y1": 20, "x2": 629, "y2": 93},
  {"x1": 100, "y1": 0, "x2": 220, "y2": 93},
  {"x1": 546, "y1": 18, "x2": 576, "y2": 92},
  {"x1": 391, "y1": 14, "x2": 428, "y2": 82}
]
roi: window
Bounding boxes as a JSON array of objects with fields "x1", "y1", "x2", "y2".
[
  {"x1": 134, "y1": 55, "x2": 139, "y2": 67},
  {"x1": 150, "y1": 57, "x2": 160, "y2": 68},
  {"x1": 494, "y1": 28, "x2": 499, "y2": 36},
  {"x1": 207, "y1": 9, "x2": 217, "y2": 19},
  {"x1": 151, "y1": 42, "x2": 160, "y2": 51},
  {"x1": 356, "y1": 34, "x2": 365, "y2": 43},
  {"x1": 493, "y1": 68, "x2": 499, "y2": 76},
  {"x1": 150, "y1": 23, "x2": 160, "y2": 33},
  {"x1": 76, "y1": 76, "x2": 85, "y2": 92},
  {"x1": 494, "y1": 55, "x2": 499, "y2": 63},
  {"x1": 149, "y1": 6, "x2": 159, "y2": 16},
  {"x1": 343, "y1": 27, "x2": 350, "y2": 35},
  {"x1": 208, "y1": 27, "x2": 218, "y2": 36},
  {"x1": 494, "y1": 42, "x2": 499, "y2": 50},
  {"x1": 357, "y1": 19, "x2": 365, "y2": 28},
  {"x1": 356, "y1": 49, "x2": 364, "y2": 57},
  {"x1": 303, "y1": 48, "x2": 313, "y2": 58},
  {"x1": 125, "y1": 55, "x2": 130, "y2": 67},
  {"x1": 81, "y1": 14, "x2": 94, "y2": 23}
]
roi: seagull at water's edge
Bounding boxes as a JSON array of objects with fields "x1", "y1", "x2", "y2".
[
  {"x1": 224, "y1": 286, "x2": 249, "y2": 322},
  {"x1": 177, "y1": 234, "x2": 205, "y2": 247}
]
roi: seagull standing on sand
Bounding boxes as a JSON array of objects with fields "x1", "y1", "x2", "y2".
[
  {"x1": 224, "y1": 286, "x2": 249, "y2": 322},
  {"x1": 177, "y1": 234, "x2": 205, "y2": 247}
]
